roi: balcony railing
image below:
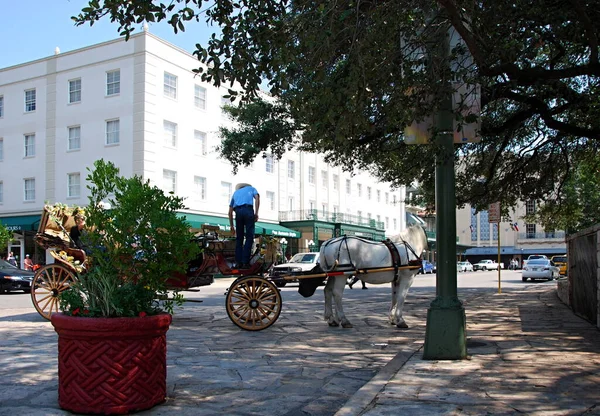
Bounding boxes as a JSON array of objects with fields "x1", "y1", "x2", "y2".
[
  {"x1": 517, "y1": 231, "x2": 566, "y2": 240},
  {"x1": 279, "y1": 209, "x2": 385, "y2": 230}
]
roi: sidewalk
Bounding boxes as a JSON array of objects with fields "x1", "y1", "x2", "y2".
[{"x1": 337, "y1": 287, "x2": 600, "y2": 416}]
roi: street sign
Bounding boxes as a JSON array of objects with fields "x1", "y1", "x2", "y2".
[
  {"x1": 488, "y1": 202, "x2": 501, "y2": 223},
  {"x1": 404, "y1": 83, "x2": 481, "y2": 145}
]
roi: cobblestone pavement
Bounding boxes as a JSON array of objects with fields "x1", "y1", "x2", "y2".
[{"x1": 0, "y1": 279, "x2": 598, "y2": 416}]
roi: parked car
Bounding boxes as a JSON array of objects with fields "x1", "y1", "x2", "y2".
[
  {"x1": 269, "y1": 252, "x2": 320, "y2": 287},
  {"x1": 457, "y1": 261, "x2": 474, "y2": 272},
  {"x1": 0, "y1": 259, "x2": 35, "y2": 293},
  {"x1": 550, "y1": 255, "x2": 568, "y2": 276},
  {"x1": 523, "y1": 254, "x2": 548, "y2": 268},
  {"x1": 418, "y1": 260, "x2": 435, "y2": 274},
  {"x1": 473, "y1": 259, "x2": 500, "y2": 271},
  {"x1": 522, "y1": 259, "x2": 560, "y2": 281}
]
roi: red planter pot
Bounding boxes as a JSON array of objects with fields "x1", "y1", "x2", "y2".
[{"x1": 51, "y1": 313, "x2": 172, "y2": 415}]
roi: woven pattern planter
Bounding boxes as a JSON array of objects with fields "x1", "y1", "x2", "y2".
[{"x1": 51, "y1": 313, "x2": 172, "y2": 415}]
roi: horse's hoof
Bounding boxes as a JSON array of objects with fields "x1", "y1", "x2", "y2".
[
  {"x1": 342, "y1": 322, "x2": 353, "y2": 328},
  {"x1": 396, "y1": 322, "x2": 409, "y2": 329},
  {"x1": 328, "y1": 321, "x2": 340, "y2": 327}
]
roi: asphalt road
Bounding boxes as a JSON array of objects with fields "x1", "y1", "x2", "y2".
[{"x1": 0, "y1": 269, "x2": 557, "y2": 314}]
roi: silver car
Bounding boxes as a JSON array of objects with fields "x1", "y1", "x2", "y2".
[{"x1": 522, "y1": 259, "x2": 560, "y2": 282}]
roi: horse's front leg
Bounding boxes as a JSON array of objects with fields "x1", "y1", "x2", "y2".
[
  {"x1": 390, "y1": 272, "x2": 415, "y2": 329},
  {"x1": 330, "y1": 276, "x2": 352, "y2": 328},
  {"x1": 389, "y1": 278, "x2": 401, "y2": 326},
  {"x1": 323, "y1": 277, "x2": 337, "y2": 326}
]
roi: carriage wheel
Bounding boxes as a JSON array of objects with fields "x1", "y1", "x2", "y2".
[
  {"x1": 226, "y1": 276, "x2": 282, "y2": 331},
  {"x1": 31, "y1": 264, "x2": 77, "y2": 320}
]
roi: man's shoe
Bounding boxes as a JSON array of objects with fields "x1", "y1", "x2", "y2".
[
  {"x1": 239, "y1": 263, "x2": 251, "y2": 269},
  {"x1": 362, "y1": 286, "x2": 368, "y2": 290}
]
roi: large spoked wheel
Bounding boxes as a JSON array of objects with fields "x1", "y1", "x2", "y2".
[
  {"x1": 31, "y1": 264, "x2": 77, "y2": 320},
  {"x1": 226, "y1": 276, "x2": 282, "y2": 331}
]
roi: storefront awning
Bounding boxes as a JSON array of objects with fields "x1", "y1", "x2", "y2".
[
  {"x1": 0, "y1": 215, "x2": 41, "y2": 232},
  {"x1": 179, "y1": 213, "x2": 301, "y2": 238}
]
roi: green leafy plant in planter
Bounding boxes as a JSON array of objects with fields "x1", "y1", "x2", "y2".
[
  {"x1": 52, "y1": 159, "x2": 201, "y2": 415},
  {"x1": 59, "y1": 159, "x2": 200, "y2": 317}
]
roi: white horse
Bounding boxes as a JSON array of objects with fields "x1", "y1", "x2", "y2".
[{"x1": 318, "y1": 225, "x2": 427, "y2": 329}]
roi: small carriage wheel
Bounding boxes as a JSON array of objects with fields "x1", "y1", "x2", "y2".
[
  {"x1": 31, "y1": 264, "x2": 77, "y2": 320},
  {"x1": 226, "y1": 276, "x2": 282, "y2": 331}
]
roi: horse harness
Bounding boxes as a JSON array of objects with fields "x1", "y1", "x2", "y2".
[{"x1": 320, "y1": 235, "x2": 422, "y2": 283}]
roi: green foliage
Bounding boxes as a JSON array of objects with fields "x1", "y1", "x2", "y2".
[
  {"x1": 59, "y1": 159, "x2": 200, "y2": 317},
  {"x1": 73, "y1": 1, "x2": 600, "y2": 232},
  {"x1": 0, "y1": 224, "x2": 12, "y2": 249}
]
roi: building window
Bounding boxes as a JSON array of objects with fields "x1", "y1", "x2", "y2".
[
  {"x1": 163, "y1": 120, "x2": 177, "y2": 147},
  {"x1": 68, "y1": 126, "x2": 81, "y2": 151},
  {"x1": 106, "y1": 119, "x2": 120, "y2": 145},
  {"x1": 266, "y1": 191, "x2": 275, "y2": 210},
  {"x1": 0, "y1": 138, "x2": 3, "y2": 161},
  {"x1": 367, "y1": 186, "x2": 372, "y2": 200},
  {"x1": 393, "y1": 218, "x2": 397, "y2": 230},
  {"x1": 470, "y1": 207, "x2": 478, "y2": 241},
  {"x1": 357, "y1": 210, "x2": 362, "y2": 220},
  {"x1": 194, "y1": 85, "x2": 207, "y2": 109},
  {"x1": 164, "y1": 72, "x2": 177, "y2": 99},
  {"x1": 322, "y1": 203, "x2": 327, "y2": 215},
  {"x1": 287, "y1": 160, "x2": 295, "y2": 179},
  {"x1": 333, "y1": 174, "x2": 339, "y2": 190},
  {"x1": 377, "y1": 190, "x2": 381, "y2": 202},
  {"x1": 163, "y1": 170, "x2": 177, "y2": 194},
  {"x1": 194, "y1": 130, "x2": 207, "y2": 155},
  {"x1": 68, "y1": 79, "x2": 82, "y2": 103},
  {"x1": 308, "y1": 166, "x2": 315, "y2": 184},
  {"x1": 221, "y1": 181, "x2": 232, "y2": 205},
  {"x1": 385, "y1": 217, "x2": 389, "y2": 229},
  {"x1": 265, "y1": 155, "x2": 274, "y2": 173},
  {"x1": 24, "y1": 134, "x2": 35, "y2": 157},
  {"x1": 393, "y1": 195, "x2": 397, "y2": 204},
  {"x1": 525, "y1": 200, "x2": 536, "y2": 215},
  {"x1": 480, "y1": 211, "x2": 490, "y2": 241},
  {"x1": 385, "y1": 192, "x2": 389, "y2": 204},
  {"x1": 106, "y1": 70, "x2": 120, "y2": 95},
  {"x1": 357, "y1": 183, "x2": 362, "y2": 197},
  {"x1": 321, "y1": 170, "x2": 328, "y2": 188},
  {"x1": 346, "y1": 179, "x2": 351, "y2": 194},
  {"x1": 194, "y1": 176, "x2": 206, "y2": 200},
  {"x1": 0, "y1": 95, "x2": 4, "y2": 117},
  {"x1": 288, "y1": 196, "x2": 294, "y2": 212},
  {"x1": 25, "y1": 89, "x2": 36, "y2": 112},
  {"x1": 526, "y1": 224, "x2": 536, "y2": 239},
  {"x1": 0, "y1": 181, "x2": 3, "y2": 203},
  {"x1": 492, "y1": 222, "x2": 499, "y2": 241},
  {"x1": 67, "y1": 173, "x2": 81, "y2": 198},
  {"x1": 24, "y1": 178, "x2": 35, "y2": 201}
]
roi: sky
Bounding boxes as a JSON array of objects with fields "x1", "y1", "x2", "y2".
[{"x1": 0, "y1": 0, "x2": 218, "y2": 69}]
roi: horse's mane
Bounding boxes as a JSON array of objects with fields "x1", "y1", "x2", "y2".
[{"x1": 390, "y1": 225, "x2": 427, "y2": 254}]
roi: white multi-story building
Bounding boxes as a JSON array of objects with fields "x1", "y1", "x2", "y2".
[{"x1": 0, "y1": 29, "x2": 407, "y2": 267}]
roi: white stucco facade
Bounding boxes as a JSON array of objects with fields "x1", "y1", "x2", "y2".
[{"x1": 0, "y1": 31, "x2": 407, "y2": 264}]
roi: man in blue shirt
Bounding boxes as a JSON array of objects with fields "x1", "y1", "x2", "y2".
[{"x1": 229, "y1": 183, "x2": 260, "y2": 268}]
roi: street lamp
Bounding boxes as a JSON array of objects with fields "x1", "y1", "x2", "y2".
[
  {"x1": 280, "y1": 238, "x2": 288, "y2": 261},
  {"x1": 308, "y1": 239, "x2": 315, "y2": 252}
]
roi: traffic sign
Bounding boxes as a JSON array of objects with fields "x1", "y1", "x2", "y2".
[{"x1": 488, "y1": 202, "x2": 501, "y2": 223}]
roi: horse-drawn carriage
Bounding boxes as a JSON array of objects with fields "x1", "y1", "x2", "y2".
[{"x1": 31, "y1": 205, "x2": 427, "y2": 332}]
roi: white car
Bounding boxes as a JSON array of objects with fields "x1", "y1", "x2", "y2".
[
  {"x1": 522, "y1": 259, "x2": 560, "y2": 281},
  {"x1": 457, "y1": 261, "x2": 474, "y2": 272},
  {"x1": 269, "y1": 253, "x2": 320, "y2": 287}
]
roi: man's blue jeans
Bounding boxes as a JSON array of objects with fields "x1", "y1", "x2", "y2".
[{"x1": 234, "y1": 206, "x2": 255, "y2": 265}]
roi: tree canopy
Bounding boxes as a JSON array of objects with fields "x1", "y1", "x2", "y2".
[{"x1": 74, "y1": 0, "x2": 600, "y2": 229}]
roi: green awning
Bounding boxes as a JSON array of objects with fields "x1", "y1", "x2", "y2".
[
  {"x1": 0, "y1": 215, "x2": 41, "y2": 232},
  {"x1": 179, "y1": 213, "x2": 300, "y2": 238}
]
